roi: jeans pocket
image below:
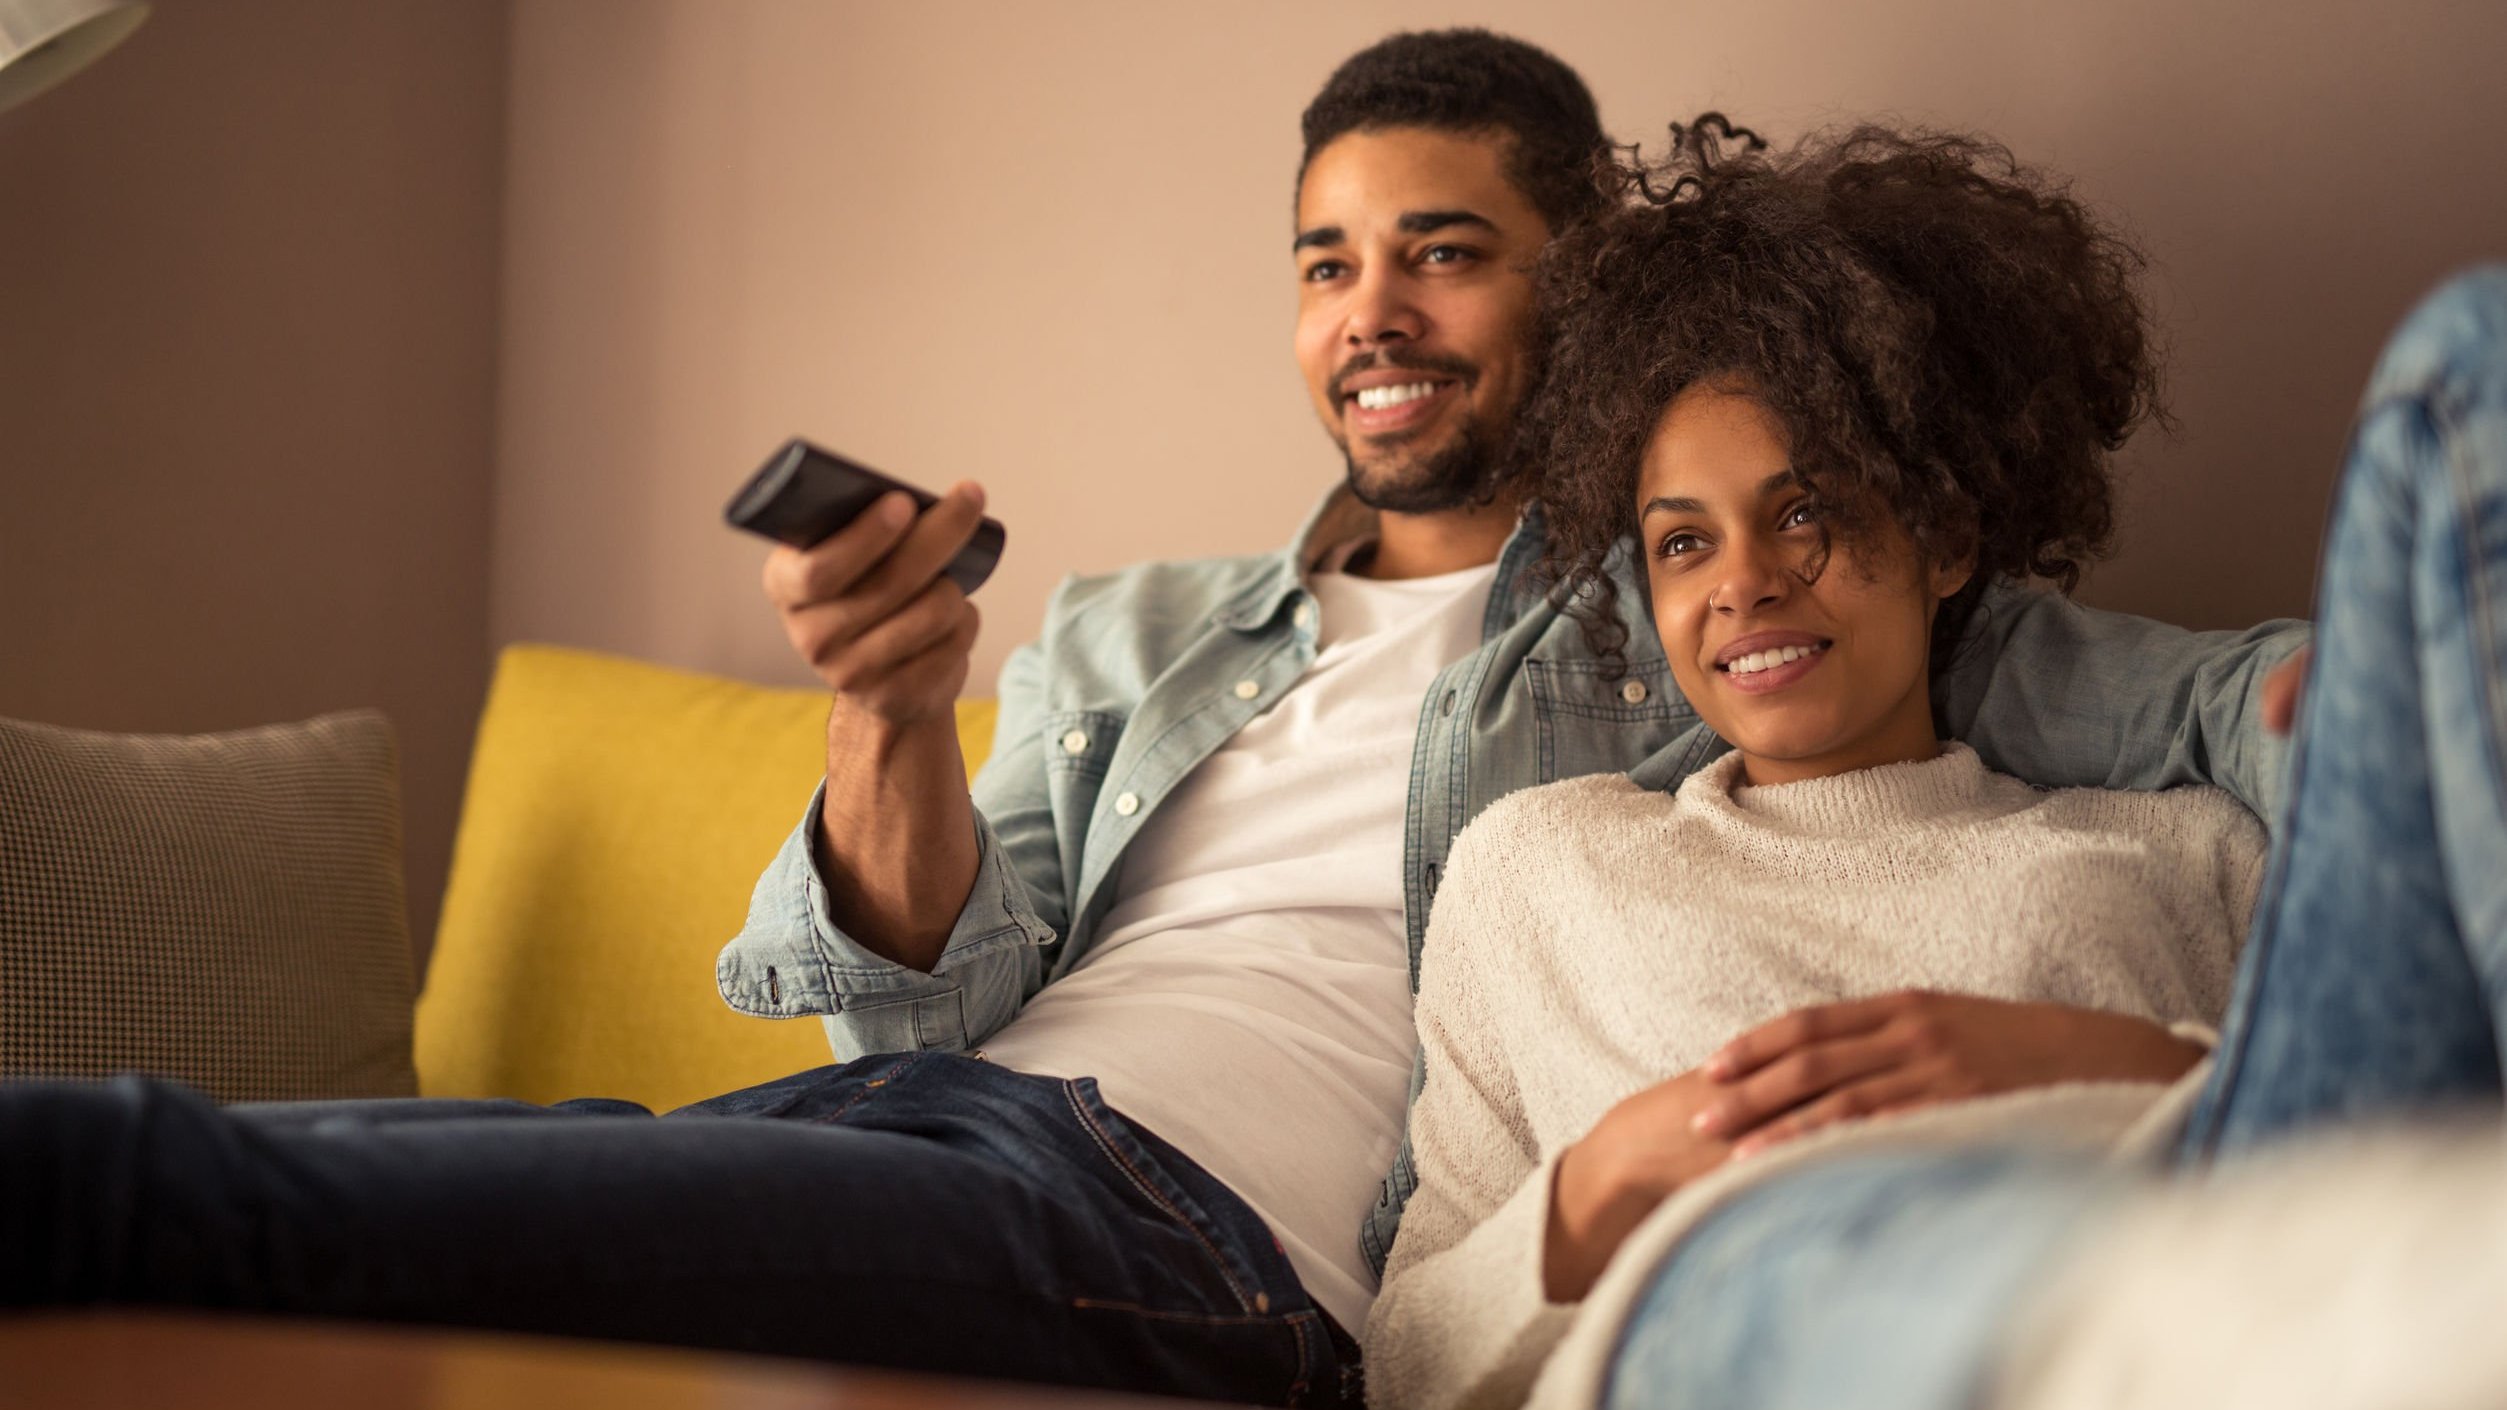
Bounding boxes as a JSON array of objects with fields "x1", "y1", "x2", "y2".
[
  {"x1": 1056, "y1": 1077, "x2": 1277, "y2": 1315},
  {"x1": 1057, "y1": 1078, "x2": 1348, "y2": 1406}
]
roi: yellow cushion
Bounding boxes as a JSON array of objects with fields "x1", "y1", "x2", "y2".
[{"x1": 415, "y1": 643, "x2": 997, "y2": 1110}]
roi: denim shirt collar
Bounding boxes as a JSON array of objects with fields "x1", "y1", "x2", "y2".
[{"x1": 1211, "y1": 485, "x2": 1554, "y2": 634}]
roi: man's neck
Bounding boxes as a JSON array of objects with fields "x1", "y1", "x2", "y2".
[{"x1": 1356, "y1": 493, "x2": 1522, "y2": 580}]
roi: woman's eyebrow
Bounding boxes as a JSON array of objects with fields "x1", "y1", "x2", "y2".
[{"x1": 1639, "y1": 471, "x2": 1798, "y2": 520}]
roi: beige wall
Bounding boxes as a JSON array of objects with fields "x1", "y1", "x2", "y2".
[
  {"x1": 6, "y1": 1, "x2": 2503, "y2": 973},
  {"x1": 0, "y1": 0, "x2": 510, "y2": 962},
  {"x1": 496, "y1": 0, "x2": 2507, "y2": 701}
]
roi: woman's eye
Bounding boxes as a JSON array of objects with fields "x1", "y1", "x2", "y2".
[
  {"x1": 1780, "y1": 501, "x2": 1820, "y2": 530},
  {"x1": 1655, "y1": 531, "x2": 1705, "y2": 559}
]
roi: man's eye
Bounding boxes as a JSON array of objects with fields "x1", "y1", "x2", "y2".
[
  {"x1": 1421, "y1": 244, "x2": 1477, "y2": 266},
  {"x1": 1302, "y1": 260, "x2": 1347, "y2": 283}
]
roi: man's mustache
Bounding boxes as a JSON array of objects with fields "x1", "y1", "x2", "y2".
[{"x1": 1328, "y1": 350, "x2": 1480, "y2": 406}]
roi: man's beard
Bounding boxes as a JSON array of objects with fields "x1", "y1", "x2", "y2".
[
  {"x1": 1341, "y1": 414, "x2": 1506, "y2": 514},
  {"x1": 1330, "y1": 349, "x2": 1510, "y2": 514}
]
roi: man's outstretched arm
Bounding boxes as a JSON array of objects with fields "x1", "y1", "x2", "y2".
[
  {"x1": 766, "y1": 482, "x2": 991, "y2": 968},
  {"x1": 1942, "y1": 582, "x2": 2312, "y2": 823},
  {"x1": 721, "y1": 480, "x2": 1055, "y2": 1057}
]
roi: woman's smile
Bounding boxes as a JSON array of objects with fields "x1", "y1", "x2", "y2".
[{"x1": 1714, "y1": 635, "x2": 1832, "y2": 695}]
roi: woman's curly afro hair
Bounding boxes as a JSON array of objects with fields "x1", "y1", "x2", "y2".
[{"x1": 1525, "y1": 115, "x2": 2166, "y2": 672}]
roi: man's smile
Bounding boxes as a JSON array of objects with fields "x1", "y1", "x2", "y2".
[
  {"x1": 1332, "y1": 363, "x2": 1473, "y2": 437},
  {"x1": 1352, "y1": 381, "x2": 1443, "y2": 411}
]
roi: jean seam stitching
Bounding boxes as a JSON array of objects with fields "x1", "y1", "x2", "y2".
[
  {"x1": 2439, "y1": 392, "x2": 2507, "y2": 808},
  {"x1": 1058, "y1": 1081, "x2": 1258, "y2": 1313},
  {"x1": 1285, "y1": 1308, "x2": 1315, "y2": 1406},
  {"x1": 811, "y1": 1054, "x2": 920, "y2": 1124}
]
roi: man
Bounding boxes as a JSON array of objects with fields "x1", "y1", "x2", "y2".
[
  {"x1": 2, "y1": 29, "x2": 2299, "y2": 1410},
  {"x1": 731, "y1": 29, "x2": 1630, "y2": 1344}
]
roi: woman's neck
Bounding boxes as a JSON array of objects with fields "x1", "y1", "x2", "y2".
[{"x1": 1736, "y1": 684, "x2": 1944, "y2": 788}]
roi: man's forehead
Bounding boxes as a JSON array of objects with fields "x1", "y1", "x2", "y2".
[{"x1": 1293, "y1": 126, "x2": 1535, "y2": 239}]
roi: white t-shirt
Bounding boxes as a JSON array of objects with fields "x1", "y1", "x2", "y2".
[{"x1": 978, "y1": 559, "x2": 1499, "y2": 1332}]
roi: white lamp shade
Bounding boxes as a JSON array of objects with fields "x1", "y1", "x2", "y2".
[{"x1": 0, "y1": 0, "x2": 148, "y2": 116}]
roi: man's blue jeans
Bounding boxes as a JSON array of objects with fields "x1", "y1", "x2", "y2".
[
  {"x1": 1606, "y1": 266, "x2": 2507, "y2": 1410},
  {"x1": 0, "y1": 1052, "x2": 1354, "y2": 1407}
]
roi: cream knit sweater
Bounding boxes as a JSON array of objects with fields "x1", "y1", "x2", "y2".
[{"x1": 1366, "y1": 744, "x2": 2266, "y2": 1410}]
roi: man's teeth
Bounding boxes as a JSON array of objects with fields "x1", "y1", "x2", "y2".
[
  {"x1": 1724, "y1": 642, "x2": 1827, "y2": 676},
  {"x1": 1352, "y1": 381, "x2": 1442, "y2": 411}
]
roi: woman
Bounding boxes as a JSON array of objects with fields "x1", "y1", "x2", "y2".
[{"x1": 1369, "y1": 119, "x2": 2507, "y2": 1410}]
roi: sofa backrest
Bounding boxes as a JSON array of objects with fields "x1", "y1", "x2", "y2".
[{"x1": 416, "y1": 643, "x2": 996, "y2": 1110}]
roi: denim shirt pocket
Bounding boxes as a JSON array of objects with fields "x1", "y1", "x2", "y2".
[
  {"x1": 1044, "y1": 710, "x2": 1125, "y2": 781},
  {"x1": 1523, "y1": 656, "x2": 1693, "y2": 783},
  {"x1": 1043, "y1": 710, "x2": 1124, "y2": 902}
]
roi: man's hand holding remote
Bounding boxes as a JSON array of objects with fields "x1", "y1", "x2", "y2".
[{"x1": 760, "y1": 479, "x2": 991, "y2": 972}]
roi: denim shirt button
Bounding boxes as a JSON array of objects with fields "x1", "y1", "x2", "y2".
[
  {"x1": 1233, "y1": 680, "x2": 1261, "y2": 701},
  {"x1": 1059, "y1": 729, "x2": 1091, "y2": 755},
  {"x1": 1293, "y1": 601, "x2": 1314, "y2": 630},
  {"x1": 1620, "y1": 679, "x2": 1650, "y2": 704},
  {"x1": 1114, "y1": 791, "x2": 1141, "y2": 817}
]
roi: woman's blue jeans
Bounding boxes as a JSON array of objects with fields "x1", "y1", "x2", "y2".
[
  {"x1": 1607, "y1": 266, "x2": 2507, "y2": 1410},
  {"x1": 0, "y1": 1052, "x2": 1355, "y2": 1407}
]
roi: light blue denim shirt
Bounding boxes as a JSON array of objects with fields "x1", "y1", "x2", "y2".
[{"x1": 717, "y1": 486, "x2": 2308, "y2": 1278}]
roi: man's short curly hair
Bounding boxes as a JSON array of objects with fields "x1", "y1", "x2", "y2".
[
  {"x1": 1528, "y1": 116, "x2": 2165, "y2": 671},
  {"x1": 1299, "y1": 29, "x2": 1609, "y2": 233}
]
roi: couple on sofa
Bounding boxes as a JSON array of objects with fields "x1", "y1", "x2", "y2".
[{"x1": 8, "y1": 24, "x2": 2506, "y2": 1410}]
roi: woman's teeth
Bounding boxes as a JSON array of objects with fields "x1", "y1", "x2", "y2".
[
  {"x1": 1723, "y1": 642, "x2": 1828, "y2": 676},
  {"x1": 1352, "y1": 381, "x2": 1442, "y2": 411}
]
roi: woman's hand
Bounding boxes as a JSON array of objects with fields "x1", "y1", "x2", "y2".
[
  {"x1": 1547, "y1": 1070, "x2": 1735, "y2": 1303},
  {"x1": 1691, "y1": 992, "x2": 2207, "y2": 1158}
]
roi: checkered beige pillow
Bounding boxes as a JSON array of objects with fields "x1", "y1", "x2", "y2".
[{"x1": 0, "y1": 710, "x2": 417, "y2": 1101}]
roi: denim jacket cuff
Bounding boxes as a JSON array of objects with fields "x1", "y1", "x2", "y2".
[{"x1": 715, "y1": 784, "x2": 1052, "y2": 1025}]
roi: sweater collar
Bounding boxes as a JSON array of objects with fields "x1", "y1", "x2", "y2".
[{"x1": 1692, "y1": 741, "x2": 1999, "y2": 831}]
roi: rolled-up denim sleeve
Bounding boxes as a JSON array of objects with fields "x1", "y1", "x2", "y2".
[
  {"x1": 1944, "y1": 584, "x2": 2312, "y2": 823},
  {"x1": 713, "y1": 790, "x2": 1052, "y2": 1060},
  {"x1": 715, "y1": 641, "x2": 1066, "y2": 1061}
]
